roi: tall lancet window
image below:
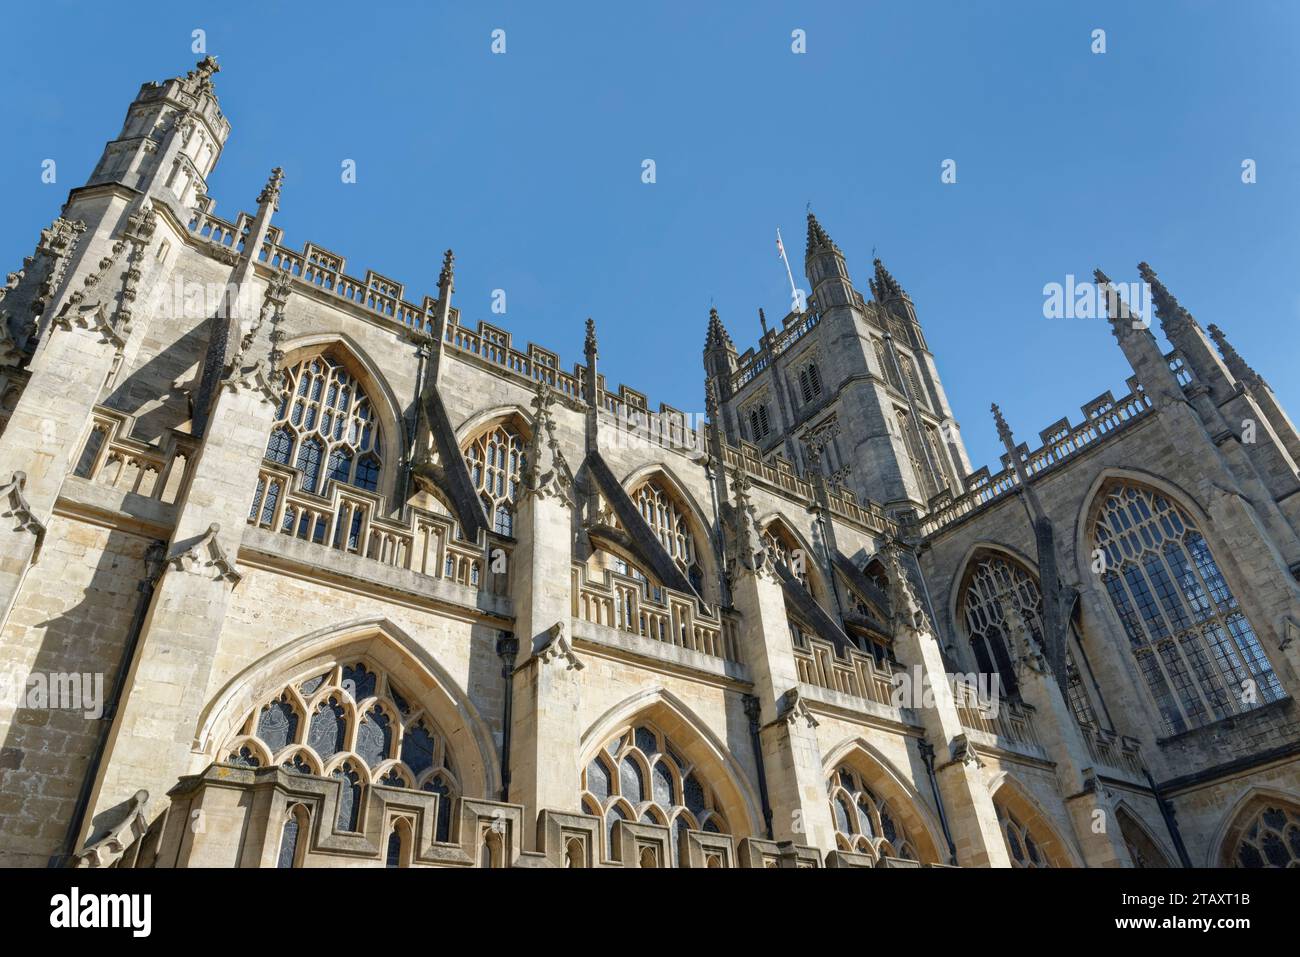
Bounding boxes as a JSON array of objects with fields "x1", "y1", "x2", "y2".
[
  {"x1": 464, "y1": 421, "x2": 526, "y2": 537},
  {"x1": 250, "y1": 352, "x2": 384, "y2": 550},
  {"x1": 272, "y1": 353, "x2": 381, "y2": 493},
  {"x1": 959, "y1": 552, "x2": 1098, "y2": 726},
  {"x1": 633, "y1": 479, "x2": 702, "y2": 594},
  {"x1": 1091, "y1": 481, "x2": 1283, "y2": 736}
]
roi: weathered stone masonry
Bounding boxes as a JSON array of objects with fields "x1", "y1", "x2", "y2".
[{"x1": 1, "y1": 58, "x2": 1299, "y2": 869}]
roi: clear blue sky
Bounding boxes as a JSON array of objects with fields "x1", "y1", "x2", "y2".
[{"x1": 3, "y1": 1, "x2": 1298, "y2": 473}]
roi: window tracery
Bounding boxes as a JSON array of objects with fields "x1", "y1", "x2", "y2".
[
  {"x1": 580, "y1": 722, "x2": 728, "y2": 865},
  {"x1": 632, "y1": 479, "x2": 703, "y2": 593},
  {"x1": 1091, "y1": 481, "x2": 1283, "y2": 736},
  {"x1": 264, "y1": 353, "x2": 382, "y2": 494},
  {"x1": 220, "y1": 659, "x2": 460, "y2": 842},
  {"x1": 827, "y1": 765, "x2": 920, "y2": 861},
  {"x1": 997, "y1": 803, "x2": 1051, "y2": 868},
  {"x1": 1230, "y1": 803, "x2": 1300, "y2": 868},
  {"x1": 464, "y1": 421, "x2": 526, "y2": 537}
]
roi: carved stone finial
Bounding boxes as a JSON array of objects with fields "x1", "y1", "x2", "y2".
[
  {"x1": 1207, "y1": 323, "x2": 1262, "y2": 387},
  {"x1": 991, "y1": 402, "x2": 1014, "y2": 446},
  {"x1": 256, "y1": 167, "x2": 284, "y2": 212},
  {"x1": 1137, "y1": 261, "x2": 1196, "y2": 337},
  {"x1": 881, "y1": 541, "x2": 931, "y2": 636},
  {"x1": 438, "y1": 249, "x2": 455, "y2": 291},
  {"x1": 584, "y1": 317, "x2": 598, "y2": 359},
  {"x1": 805, "y1": 210, "x2": 839, "y2": 256},
  {"x1": 704, "y1": 306, "x2": 733, "y2": 352},
  {"x1": 524, "y1": 379, "x2": 573, "y2": 506},
  {"x1": 726, "y1": 466, "x2": 770, "y2": 578},
  {"x1": 870, "y1": 257, "x2": 904, "y2": 301}
]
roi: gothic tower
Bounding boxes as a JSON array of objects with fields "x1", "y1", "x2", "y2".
[{"x1": 708, "y1": 211, "x2": 972, "y2": 518}]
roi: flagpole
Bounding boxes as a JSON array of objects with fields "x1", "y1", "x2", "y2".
[{"x1": 776, "y1": 227, "x2": 801, "y2": 313}]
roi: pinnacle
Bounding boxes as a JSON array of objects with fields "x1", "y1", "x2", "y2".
[{"x1": 805, "y1": 210, "x2": 839, "y2": 256}]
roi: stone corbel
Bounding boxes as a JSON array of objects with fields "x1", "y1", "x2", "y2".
[
  {"x1": 773, "y1": 687, "x2": 819, "y2": 730},
  {"x1": 73, "y1": 789, "x2": 150, "y2": 868},
  {"x1": 0, "y1": 471, "x2": 46, "y2": 560},
  {"x1": 169, "y1": 522, "x2": 242, "y2": 586},
  {"x1": 944, "y1": 733, "x2": 984, "y2": 770},
  {"x1": 534, "y1": 621, "x2": 584, "y2": 670}
]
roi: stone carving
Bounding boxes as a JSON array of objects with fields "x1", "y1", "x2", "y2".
[
  {"x1": 725, "y1": 467, "x2": 771, "y2": 580},
  {"x1": 73, "y1": 789, "x2": 150, "y2": 869},
  {"x1": 774, "y1": 687, "x2": 819, "y2": 729},
  {"x1": 999, "y1": 584, "x2": 1046, "y2": 676},
  {"x1": 0, "y1": 471, "x2": 46, "y2": 558},
  {"x1": 223, "y1": 266, "x2": 292, "y2": 403},
  {"x1": 524, "y1": 378, "x2": 574, "y2": 506},
  {"x1": 881, "y1": 542, "x2": 932, "y2": 637},
  {"x1": 946, "y1": 734, "x2": 984, "y2": 769},
  {"x1": 534, "y1": 620, "x2": 583, "y2": 670},
  {"x1": 50, "y1": 202, "x2": 157, "y2": 348},
  {"x1": 170, "y1": 523, "x2": 242, "y2": 585}
]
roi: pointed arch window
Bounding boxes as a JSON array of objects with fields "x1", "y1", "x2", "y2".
[
  {"x1": 747, "y1": 403, "x2": 771, "y2": 441},
  {"x1": 633, "y1": 479, "x2": 702, "y2": 591},
  {"x1": 264, "y1": 352, "x2": 383, "y2": 495},
  {"x1": 220, "y1": 659, "x2": 460, "y2": 844},
  {"x1": 827, "y1": 765, "x2": 921, "y2": 861},
  {"x1": 996, "y1": 802, "x2": 1051, "y2": 868},
  {"x1": 581, "y1": 722, "x2": 728, "y2": 865},
  {"x1": 464, "y1": 421, "x2": 526, "y2": 537},
  {"x1": 959, "y1": 551, "x2": 1100, "y2": 726},
  {"x1": 1090, "y1": 481, "x2": 1283, "y2": 736},
  {"x1": 1228, "y1": 801, "x2": 1300, "y2": 868},
  {"x1": 798, "y1": 362, "x2": 823, "y2": 404},
  {"x1": 896, "y1": 408, "x2": 938, "y2": 501}
]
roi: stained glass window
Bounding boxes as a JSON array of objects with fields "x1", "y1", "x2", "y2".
[
  {"x1": 464, "y1": 422, "x2": 526, "y2": 537},
  {"x1": 220, "y1": 659, "x2": 461, "y2": 845},
  {"x1": 1091, "y1": 481, "x2": 1283, "y2": 736},
  {"x1": 580, "y1": 722, "x2": 728, "y2": 865},
  {"x1": 1232, "y1": 803, "x2": 1300, "y2": 868},
  {"x1": 827, "y1": 764, "x2": 921, "y2": 861}
]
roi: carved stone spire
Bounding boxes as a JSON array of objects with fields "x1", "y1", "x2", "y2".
[
  {"x1": 438, "y1": 248, "x2": 455, "y2": 294},
  {"x1": 870, "y1": 257, "x2": 904, "y2": 301},
  {"x1": 1136, "y1": 261, "x2": 1194, "y2": 337},
  {"x1": 991, "y1": 402, "x2": 1014, "y2": 448},
  {"x1": 805, "y1": 210, "x2": 839, "y2": 256},
  {"x1": 584, "y1": 317, "x2": 598, "y2": 362},
  {"x1": 181, "y1": 56, "x2": 221, "y2": 95},
  {"x1": 704, "y1": 306, "x2": 733, "y2": 352},
  {"x1": 256, "y1": 167, "x2": 284, "y2": 212},
  {"x1": 1207, "y1": 323, "x2": 1263, "y2": 388}
]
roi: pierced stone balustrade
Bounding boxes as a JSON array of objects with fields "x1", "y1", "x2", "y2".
[
  {"x1": 792, "y1": 635, "x2": 898, "y2": 707},
  {"x1": 571, "y1": 563, "x2": 739, "y2": 662},
  {"x1": 74, "y1": 410, "x2": 197, "y2": 505},
  {"x1": 248, "y1": 464, "x2": 506, "y2": 595}
]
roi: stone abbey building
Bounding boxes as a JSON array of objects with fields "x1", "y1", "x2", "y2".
[{"x1": 3, "y1": 58, "x2": 1300, "y2": 870}]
